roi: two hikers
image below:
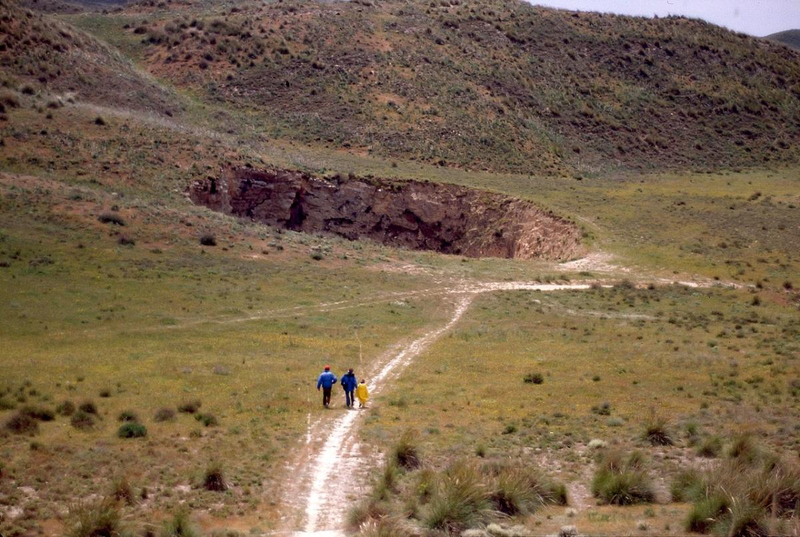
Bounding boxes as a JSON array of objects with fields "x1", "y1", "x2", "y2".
[{"x1": 315, "y1": 366, "x2": 369, "y2": 408}]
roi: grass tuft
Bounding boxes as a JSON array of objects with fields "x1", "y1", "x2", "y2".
[
  {"x1": 65, "y1": 497, "x2": 123, "y2": 537},
  {"x1": 423, "y1": 461, "x2": 493, "y2": 533},
  {"x1": 391, "y1": 430, "x2": 421, "y2": 470},
  {"x1": 5, "y1": 411, "x2": 39, "y2": 435},
  {"x1": 592, "y1": 449, "x2": 655, "y2": 505},
  {"x1": 203, "y1": 461, "x2": 227, "y2": 491},
  {"x1": 70, "y1": 410, "x2": 96, "y2": 430},
  {"x1": 160, "y1": 508, "x2": 199, "y2": 537}
]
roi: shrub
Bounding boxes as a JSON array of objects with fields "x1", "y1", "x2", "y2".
[
  {"x1": 696, "y1": 436, "x2": 723, "y2": 458},
  {"x1": 0, "y1": 396, "x2": 16, "y2": 410},
  {"x1": 199, "y1": 234, "x2": 216, "y2": 246},
  {"x1": 154, "y1": 407, "x2": 175, "y2": 422},
  {"x1": 0, "y1": 89, "x2": 20, "y2": 108},
  {"x1": 642, "y1": 414, "x2": 674, "y2": 446},
  {"x1": 670, "y1": 469, "x2": 704, "y2": 502},
  {"x1": 392, "y1": 430, "x2": 420, "y2": 470},
  {"x1": 98, "y1": 213, "x2": 125, "y2": 226},
  {"x1": 490, "y1": 464, "x2": 564, "y2": 515},
  {"x1": 423, "y1": 462, "x2": 493, "y2": 532},
  {"x1": 65, "y1": 497, "x2": 122, "y2": 537},
  {"x1": 203, "y1": 461, "x2": 227, "y2": 491},
  {"x1": 78, "y1": 400, "x2": 97, "y2": 414},
  {"x1": 194, "y1": 413, "x2": 218, "y2": 427},
  {"x1": 117, "y1": 235, "x2": 136, "y2": 246},
  {"x1": 727, "y1": 434, "x2": 761, "y2": 465},
  {"x1": 592, "y1": 450, "x2": 655, "y2": 505},
  {"x1": 94, "y1": 116, "x2": 106, "y2": 126},
  {"x1": 591, "y1": 402, "x2": 611, "y2": 415},
  {"x1": 117, "y1": 410, "x2": 139, "y2": 422},
  {"x1": 110, "y1": 475, "x2": 135, "y2": 505},
  {"x1": 56, "y1": 400, "x2": 76, "y2": 416},
  {"x1": 686, "y1": 494, "x2": 730, "y2": 533},
  {"x1": 99, "y1": 389, "x2": 111, "y2": 398},
  {"x1": 70, "y1": 410, "x2": 96, "y2": 430},
  {"x1": 161, "y1": 508, "x2": 199, "y2": 537},
  {"x1": 178, "y1": 400, "x2": 201, "y2": 413},
  {"x1": 5, "y1": 411, "x2": 39, "y2": 435},
  {"x1": 523, "y1": 372, "x2": 544, "y2": 384},
  {"x1": 117, "y1": 422, "x2": 147, "y2": 438},
  {"x1": 20, "y1": 405, "x2": 55, "y2": 421}
]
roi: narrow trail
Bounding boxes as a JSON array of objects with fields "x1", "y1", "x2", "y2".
[{"x1": 289, "y1": 281, "x2": 608, "y2": 536}]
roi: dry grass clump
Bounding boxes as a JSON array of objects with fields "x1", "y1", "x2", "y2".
[
  {"x1": 203, "y1": 461, "x2": 227, "y2": 491},
  {"x1": 352, "y1": 431, "x2": 567, "y2": 534},
  {"x1": 161, "y1": 508, "x2": 199, "y2": 537},
  {"x1": 422, "y1": 461, "x2": 494, "y2": 533},
  {"x1": 4, "y1": 411, "x2": 39, "y2": 435},
  {"x1": 178, "y1": 399, "x2": 202, "y2": 413},
  {"x1": 154, "y1": 407, "x2": 175, "y2": 422},
  {"x1": 642, "y1": 413, "x2": 674, "y2": 446},
  {"x1": 392, "y1": 430, "x2": 420, "y2": 470},
  {"x1": 65, "y1": 497, "x2": 124, "y2": 537},
  {"x1": 679, "y1": 436, "x2": 800, "y2": 535},
  {"x1": 591, "y1": 449, "x2": 655, "y2": 505}
]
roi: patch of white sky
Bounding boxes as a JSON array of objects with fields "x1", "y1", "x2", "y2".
[{"x1": 527, "y1": 0, "x2": 800, "y2": 36}]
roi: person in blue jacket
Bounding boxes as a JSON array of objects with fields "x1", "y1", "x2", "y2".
[
  {"x1": 340, "y1": 368, "x2": 358, "y2": 408},
  {"x1": 316, "y1": 365, "x2": 338, "y2": 408}
]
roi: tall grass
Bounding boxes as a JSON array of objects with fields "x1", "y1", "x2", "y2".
[
  {"x1": 682, "y1": 437, "x2": 800, "y2": 535},
  {"x1": 422, "y1": 461, "x2": 494, "y2": 533},
  {"x1": 591, "y1": 449, "x2": 655, "y2": 505}
]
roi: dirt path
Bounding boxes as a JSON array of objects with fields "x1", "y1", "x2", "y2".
[{"x1": 289, "y1": 281, "x2": 610, "y2": 535}]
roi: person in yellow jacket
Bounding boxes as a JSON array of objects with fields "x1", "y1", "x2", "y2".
[{"x1": 356, "y1": 379, "x2": 369, "y2": 408}]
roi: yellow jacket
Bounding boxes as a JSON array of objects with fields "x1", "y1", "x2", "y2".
[{"x1": 356, "y1": 383, "x2": 369, "y2": 402}]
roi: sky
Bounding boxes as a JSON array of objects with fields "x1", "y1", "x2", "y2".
[{"x1": 529, "y1": 0, "x2": 800, "y2": 37}]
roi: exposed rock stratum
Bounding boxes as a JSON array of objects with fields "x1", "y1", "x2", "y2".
[{"x1": 190, "y1": 167, "x2": 582, "y2": 260}]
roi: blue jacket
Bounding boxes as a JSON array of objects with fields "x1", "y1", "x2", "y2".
[
  {"x1": 317, "y1": 371, "x2": 337, "y2": 389},
  {"x1": 341, "y1": 372, "x2": 357, "y2": 392}
]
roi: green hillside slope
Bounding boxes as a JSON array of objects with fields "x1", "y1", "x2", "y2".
[
  {"x1": 103, "y1": 0, "x2": 800, "y2": 174},
  {"x1": 766, "y1": 29, "x2": 800, "y2": 51}
]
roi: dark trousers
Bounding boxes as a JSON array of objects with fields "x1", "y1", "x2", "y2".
[
  {"x1": 322, "y1": 388, "x2": 332, "y2": 407},
  {"x1": 345, "y1": 390, "x2": 355, "y2": 407}
]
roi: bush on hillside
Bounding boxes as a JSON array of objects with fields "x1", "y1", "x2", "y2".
[
  {"x1": 178, "y1": 400, "x2": 201, "y2": 413},
  {"x1": 98, "y1": 213, "x2": 124, "y2": 226},
  {"x1": 70, "y1": 410, "x2": 96, "y2": 430},
  {"x1": 5, "y1": 411, "x2": 39, "y2": 435},
  {"x1": 56, "y1": 400, "x2": 76, "y2": 416},
  {"x1": 154, "y1": 407, "x2": 175, "y2": 422},
  {"x1": 117, "y1": 422, "x2": 147, "y2": 438}
]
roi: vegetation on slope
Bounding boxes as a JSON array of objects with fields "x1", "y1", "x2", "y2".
[
  {"x1": 0, "y1": 0, "x2": 181, "y2": 115},
  {"x1": 766, "y1": 29, "x2": 800, "y2": 51},
  {"x1": 105, "y1": 0, "x2": 800, "y2": 174}
]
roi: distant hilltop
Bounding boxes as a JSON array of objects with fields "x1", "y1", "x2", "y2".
[{"x1": 766, "y1": 30, "x2": 800, "y2": 51}]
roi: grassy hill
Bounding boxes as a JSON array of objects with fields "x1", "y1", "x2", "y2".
[
  {"x1": 0, "y1": 0, "x2": 799, "y2": 535},
  {"x1": 766, "y1": 29, "x2": 800, "y2": 51},
  {"x1": 60, "y1": 0, "x2": 800, "y2": 175},
  {"x1": 0, "y1": 0, "x2": 182, "y2": 115}
]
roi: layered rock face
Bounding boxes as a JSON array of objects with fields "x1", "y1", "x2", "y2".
[{"x1": 189, "y1": 167, "x2": 582, "y2": 260}]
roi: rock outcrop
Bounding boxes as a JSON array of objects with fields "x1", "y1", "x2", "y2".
[{"x1": 189, "y1": 167, "x2": 582, "y2": 260}]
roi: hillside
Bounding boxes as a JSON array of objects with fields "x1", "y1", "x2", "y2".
[
  {"x1": 0, "y1": 0, "x2": 181, "y2": 115},
  {"x1": 104, "y1": 0, "x2": 800, "y2": 175},
  {"x1": 767, "y1": 29, "x2": 800, "y2": 51}
]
